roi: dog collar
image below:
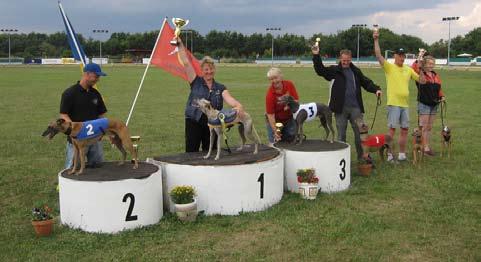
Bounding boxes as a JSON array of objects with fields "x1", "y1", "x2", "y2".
[{"x1": 65, "y1": 123, "x2": 72, "y2": 136}]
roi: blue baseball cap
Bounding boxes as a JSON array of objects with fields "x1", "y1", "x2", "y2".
[{"x1": 83, "y1": 63, "x2": 107, "y2": 76}]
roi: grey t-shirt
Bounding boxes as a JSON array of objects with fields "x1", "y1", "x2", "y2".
[{"x1": 343, "y1": 68, "x2": 359, "y2": 108}]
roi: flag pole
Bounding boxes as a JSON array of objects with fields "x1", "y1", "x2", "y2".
[
  {"x1": 125, "y1": 17, "x2": 168, "y2": 126},
  {"x1": 58, "y1": 1, "x2": 86, "y2": 66}
]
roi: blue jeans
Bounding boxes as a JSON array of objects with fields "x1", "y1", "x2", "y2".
[
  {"x1": 265, "y1": 117, "x2": 296, "y2": 143},
  {"x1": 64, "y1": 141, "x2": 104, "y2": 169}
]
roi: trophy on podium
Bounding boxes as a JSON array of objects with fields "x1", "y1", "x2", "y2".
[
  {"x1": 170, "y1": 17, "x2": 189, "y2": 46},
  {"x1": 275, "y1": 122, "x2": 284, "y2": 142},
  {"x1": 130, "y1": 136, "x2": 141, "y2": 163}
]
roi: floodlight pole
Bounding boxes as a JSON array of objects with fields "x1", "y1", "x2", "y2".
[
  {"x1": 385, "y1": 50, "x2": 394, "y2": 60},
  {"x1": 352, "y1": 24, "x2": 366, "y2": 63},
  {"x1": 93, "y1": 29, "x2": 109, "y2": 65},
  {"x1": 1, "y1": 29, "x2": 18, "y2": 64},
  {"x1": 266, "y1": 27, "x2": 281, "y2": 66},
  {"x1": 182, "y1": 29, "x2": 194, "y2": 53},
  {"x1": 442, "y1": 16, "x2": 459, "y2": 66}
]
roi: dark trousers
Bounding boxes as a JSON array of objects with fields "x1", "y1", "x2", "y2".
[
  {"x1": 185, "y1": 115, "x2": 217, "y2": 152},
  {"x1": 335, "y1": 106, "x2": 363, "y2": 160}
]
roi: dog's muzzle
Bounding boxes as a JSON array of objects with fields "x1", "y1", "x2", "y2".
[{"x1": 42, "y1": 126, "x2": 59, "y2": 139}]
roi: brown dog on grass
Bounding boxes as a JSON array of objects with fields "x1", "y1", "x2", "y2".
[
  {"x1": 42, "y1": 118, "x2": 138, "y2": 175},
  {"x1": 412, "y1": 127, "x2": 424, "y2": 165}
]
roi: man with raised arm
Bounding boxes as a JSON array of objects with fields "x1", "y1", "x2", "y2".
[
  {"x1": 373, "y1": 28, "x2": 425, "y2": 162},
  {"x1": 312, "y1": 45, "x2": 381, "y2": 162}
]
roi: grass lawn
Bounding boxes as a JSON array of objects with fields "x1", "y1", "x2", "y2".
[{"x1": 0, "y1": 64, "x2": 480, "y2": 261}]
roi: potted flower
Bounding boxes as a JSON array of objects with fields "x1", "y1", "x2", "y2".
[
  {"x1": 296, "y1": 168, "x2": 319, "y2": 200},
  {"x1": 31, "y1": 205, "x2": 54, "y2": 236},
  {"x1": 170, "y1": 185, "x2": 197, "y2": 222},
  {"x1": 358, "y1": 158, "x2": 373, "y2": 177}
]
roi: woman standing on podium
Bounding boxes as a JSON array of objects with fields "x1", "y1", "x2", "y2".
[{"x1": 177, "y1": 36, "x2": 245, "y2": 153}]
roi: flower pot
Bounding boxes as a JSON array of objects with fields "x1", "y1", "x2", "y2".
[
  {"x1": 174, "y1": 199, "x2": 197, "y2": 222},
  {"x1": 358, "y1": 163, "x2": 373, "y2": 177},
  {"x1": 298, "y1": 182, "x2": 319, "y2": 200},
  {"x1": 32, "y1": 219, "x2": 54, "y2": 237}
]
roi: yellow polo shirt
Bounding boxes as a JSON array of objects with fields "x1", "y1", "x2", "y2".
[{"x1": 383, "y1": 61, "x2": 419, "y2": 107}]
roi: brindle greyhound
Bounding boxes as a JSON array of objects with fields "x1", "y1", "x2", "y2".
[
  {"x1": 42, "y1": 118, "x2": 138, "y2": 175},
  {"x1": 278, "y1": 95, "x2": 335, "y2": 144},
  {"x1": 412, "y1": 127, "x2": 424, "y2": 165},
  {"x1": 440, "y1": 126, "x2": 452, "y2": 158},
  {"x1": 194, "y1": 98, "x2": 261, "y2": 160}
]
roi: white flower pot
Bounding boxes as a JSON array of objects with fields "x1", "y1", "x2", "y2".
[
  {"x1": 174, "y1": 199, "x2": 197, "y2": 222},
  {"x1": 298, "y1": 183, "x2": 319, "y2": 200}
]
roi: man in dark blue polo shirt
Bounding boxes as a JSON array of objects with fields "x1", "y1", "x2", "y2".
[{"x1": 59, "y1": 63, "x2": 107, "y2": 169}]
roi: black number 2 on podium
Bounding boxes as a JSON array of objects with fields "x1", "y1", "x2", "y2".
[
  {"x1": 122, "y1": 193, "x2": 138, "y2": 221},
  {"x1": 257, "y1": 173, "x2": 264, "y2": 199}
]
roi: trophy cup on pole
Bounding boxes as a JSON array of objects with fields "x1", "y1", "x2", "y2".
[
  {"x1": 170, "y1": 18, "x2": 189, "y2": 46},
  {"x1": 130, "y1": 136, "x2": 141, "y2": 164}
]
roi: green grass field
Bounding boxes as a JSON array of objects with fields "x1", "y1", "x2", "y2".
[{"x1": 0, "y1": 64, "x2": 480, "y2": 261}]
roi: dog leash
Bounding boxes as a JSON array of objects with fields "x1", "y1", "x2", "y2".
[
  {"x1": 440, "y1": 100, "x2": 447, "y2": 127},
  {"x1": 218, "y1": 113, "x2": 232, "y2": 154},
  {"x1": 370, "y1": 96, "x2": 382, "y2": 130}
]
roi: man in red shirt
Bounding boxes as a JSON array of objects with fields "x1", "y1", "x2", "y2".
[{"x1": 265, "y1": 67, "x2": 299, "y2": 145}]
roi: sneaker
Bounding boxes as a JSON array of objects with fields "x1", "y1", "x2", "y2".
[
  {"x1": 387, "y1": 153, "x2": 394, "y2": 162},
  {"x1": 424, "y1": 149, "x2": 435, "y2": 156},
  {"x1": 398, "y1": 153, "x2": 407, "y2": 162}
]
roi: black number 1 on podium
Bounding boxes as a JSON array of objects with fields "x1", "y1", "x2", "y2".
[
  {"x1": 122, "y1": 193, "x2": 138, "y2": 221},
  {"x1": 257, "y1": 173, "x2": 264, "y2": 199}
]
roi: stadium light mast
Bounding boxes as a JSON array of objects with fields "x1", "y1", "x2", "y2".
[
  {"x1": 351, "y1": 24, "x2": 366, "y2": 64},
  {"x1": 182, "y1": 29, "x2": 194, "y2": 53},
  {"x1": 266, "y1": 27, "x2": 281, "y2": 66},
  {"x1": 92, "y1": 29, "x2": 109, "y2": 65},
  {"x1": 442, "y1": 16, "x2": 460, "y2": 66},
  {"x1": 1, "y1": 28, "x2": 18, "y2": 64},
  {"x1": 385, "y1": 50, "x2": 394, "y2": 60}
]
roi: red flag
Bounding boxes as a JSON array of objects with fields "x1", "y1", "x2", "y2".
[{"x1": 150, "y1": 20, "x2": 201, "y2": 81}]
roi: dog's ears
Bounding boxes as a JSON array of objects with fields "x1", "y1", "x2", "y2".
[{"x1": 56, "y1": 118, "x2": 66, "y2": 125}]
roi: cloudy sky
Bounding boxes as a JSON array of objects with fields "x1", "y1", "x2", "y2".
[{"x1": 1, "y1": 0, "x2": 479, "y2": 43}]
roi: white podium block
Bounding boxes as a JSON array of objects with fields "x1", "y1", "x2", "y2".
[
  {"x1": 149, "y1": 145, "x2": 284, "y2": 215},
  {"x1": 276, "y1": 140, "x2": 351, "y2": 193},
  {"x1": 59, "y1": 162, "x2": 163, "y2": 233}
]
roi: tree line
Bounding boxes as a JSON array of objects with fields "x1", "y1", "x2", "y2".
[{"x1": 0, "y1": 26, "x2": 479, "y2": 60}]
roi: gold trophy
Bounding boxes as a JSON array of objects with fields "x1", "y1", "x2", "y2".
[
  {"x1": 373, "y1": 24, "x2": 379, "y2": 34},
  {"x1": 315, "y1": 37, "x2": 321, "y2": 47},
  {"x1": 130, "y1": 136, "x2": 141, "y2": 163},
  {"x1": 170, "y1": 17, "x2": 189, "y2": 46},
  {"x1": 275, "y1": 122, "x2": 284, "y2": 142}
]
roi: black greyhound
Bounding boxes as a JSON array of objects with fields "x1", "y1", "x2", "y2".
[{"x1": 279, "y1": 95, "x2": 335, "y2": 144}]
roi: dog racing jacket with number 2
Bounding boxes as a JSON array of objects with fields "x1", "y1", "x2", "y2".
[
  {"x1": 75, "y1": 118, "x2": 109, "y2": 140},
  {"x1": 293, "y1": 103, "x2": 318, "y2": 122},
  {"x1": 362, "y1": 134, "x2": 386, "y2": 148}
]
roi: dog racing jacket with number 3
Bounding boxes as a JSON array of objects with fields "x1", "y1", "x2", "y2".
[
  {"x1": 293, "y1": 103, "x2": 318, "y2": 122},
  {"x1": 75, "y1": 118, "x2": 109, "y2": 140},
  {"x1": 362, "y1": 134, "x2": 386, "y2": 148}
]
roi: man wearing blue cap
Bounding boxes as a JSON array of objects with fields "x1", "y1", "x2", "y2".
[
  {"x1": 59, "y1": 63, "x2": 108, "y2": 169},
  {"x1": 373, "y1": 30, "x2": 425, "y2": 162}
]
